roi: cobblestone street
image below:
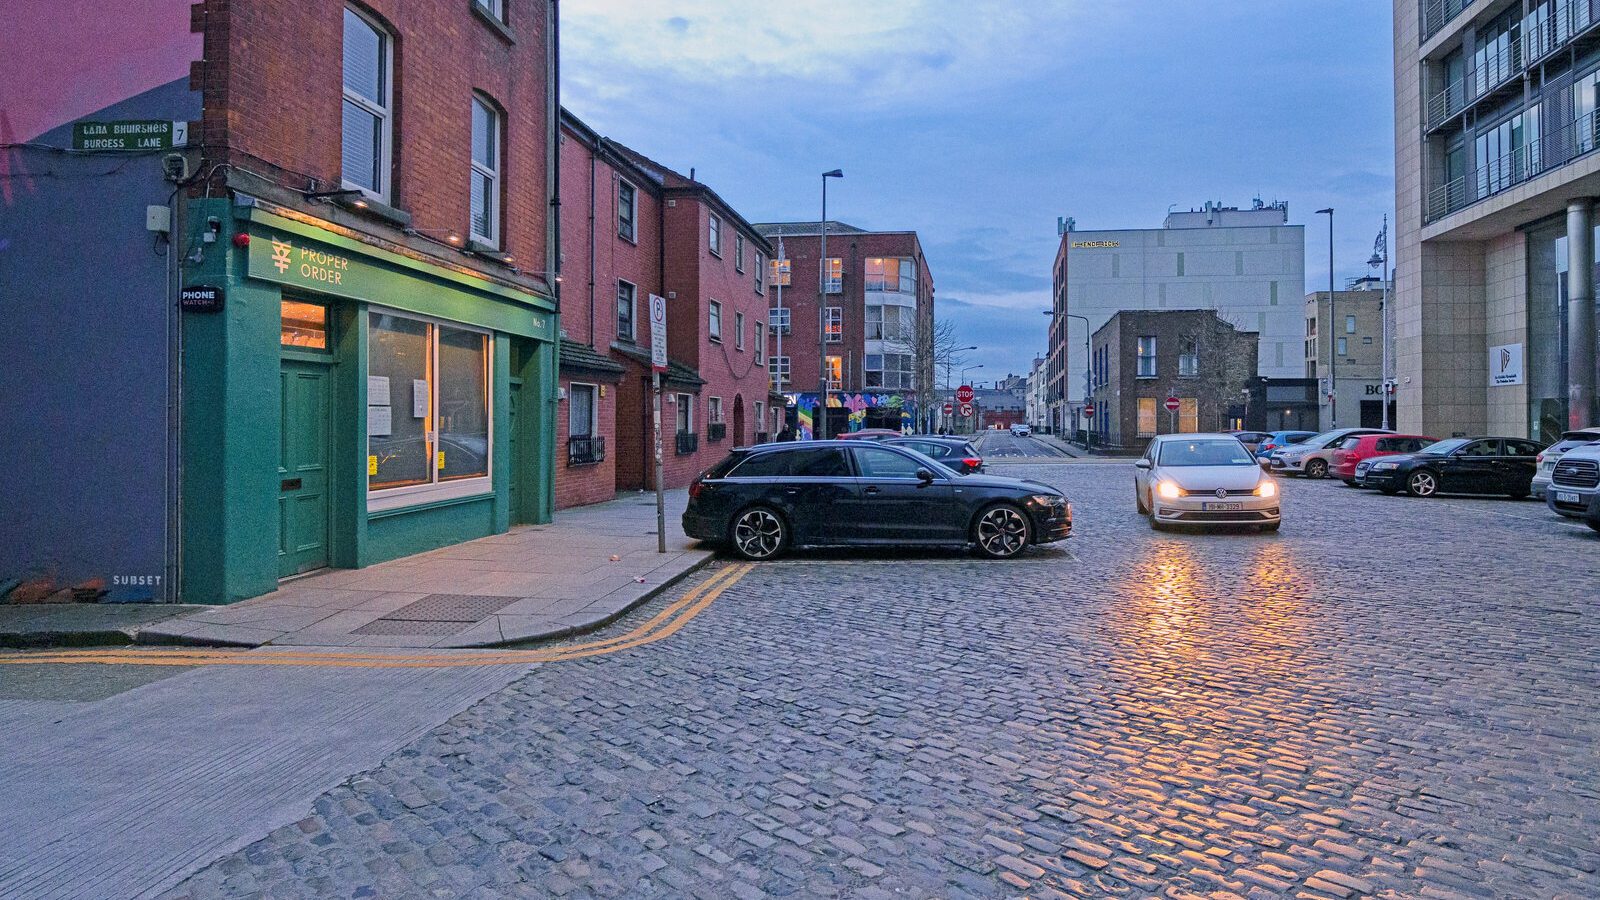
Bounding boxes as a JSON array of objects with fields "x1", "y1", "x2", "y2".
[{"x1": 163, "y1": 461, "x2": 1599, "y2": 899}]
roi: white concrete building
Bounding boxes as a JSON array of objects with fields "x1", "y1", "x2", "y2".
[{"x1": 1046, "y1": 201, "x2": 1306, "y2": 432}]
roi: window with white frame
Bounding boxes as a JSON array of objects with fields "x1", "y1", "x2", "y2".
[
  {"x1": 735, "y1": 233, "x2": 745, "y2": 272},
  {"x1": 1178, "y1": 337, "x2": 1198, "y2": 376},
  {"x1": 473, "y1": 0, "x2": 505, "y2": 22},
  {"x1": 735, "y1": 312, "x2": 745, "y2": 350},
  {"x1": 865, "y1": 352, "x2": 914, "y2": 389},
  {"x1": 708, "y1": 215, "x2": 722, "y2": 256},
  {"x1": 616, "y1": 280, "x2": 636, "y2": 342},
  {"x1": 754, "y1": 401, "x2": 765, "y2": 434},
  {"x1": 824, "y1": 306, "x2": 842, "y2": 342},
  {"x1": 708, "y1": 300, "x2": 723, "y2": 342},
  {"x1": 865, "y1": 304, "x2": 909, "y2": 340},
  {"x1": 865, "y1": 257, "x2": 916, "y2": 293},
  {"x1": 825, "y1": 355, "x2": 843, "y2": 390},
  {"x1": 342, "y1": 6, "x2": 391, "y2": 200},
  {"x1": 1137, "y1": 336, "x2": 1157, "y2": 377},
  {"x1": 769, "y1": 307, "x2": 790, "y2": 333},
  {"x1": 617, "y1": 180, "x2": 636, "y2": 242},
  {"x1": 568, "y1": 383, "x2": 597, "y2": 438},
  {"x1": 755, "y1": 322, "x2": 764, "y2": 365},
  {"x1": 822, "y1": 257, "x2": 843, "y2": 293},
  {"x1": 754, "y1": 250, "x2": 765, "y2": 292},
  {"x1": 769, "y1": 355, "x2": 790, "y2": 386},
  {"x1": 708, "y1": 396, "x2": 724, "y2": 423},
  {"x1": 675, "y1": 394, "x2": 693, "y2": 434},
  {"x1": 469, "y1": 95, "x2": 500, "y2": 246},
  {"x1": 367, "y1": 310, "x2": 490, "y2": 508}
]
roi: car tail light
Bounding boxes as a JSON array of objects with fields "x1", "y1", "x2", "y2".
[
  {"x1": 688, "y1": 480, "x2": 704, "y2": 499},
  {"x1": 963, "y1": 457, "x2": 982, "y2": 469},
  {"x1": 1536, "y1": 452, "x2": 1545, "y2": 464}
]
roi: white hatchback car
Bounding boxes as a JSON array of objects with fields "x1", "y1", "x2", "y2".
[
  {"x1": 1136, "y1": 434, "x2": 1281, "y2": 531},
  {"x1": 1010, "y1": 423, "x2": 1032, "y2": 436}
]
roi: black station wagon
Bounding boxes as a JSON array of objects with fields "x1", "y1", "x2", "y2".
[{"x1": 682, "y1": 441, "x2": 1071, "y2": 560}]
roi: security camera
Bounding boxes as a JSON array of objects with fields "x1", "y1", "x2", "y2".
[{"x1": 162, "y1": 154, "x2": 189, "y2": 183}]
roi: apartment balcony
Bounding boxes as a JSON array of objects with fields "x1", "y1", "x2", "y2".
[
  {"x1": 1423, "y1": 109, "x2": 1600, "y2": 223},
  {"x1": 1426, "y1": 1, "x2": 1600, "y2": 133},
  {"x1": 1422, "y1": 0, "x2": 1473, "y2": 43}
]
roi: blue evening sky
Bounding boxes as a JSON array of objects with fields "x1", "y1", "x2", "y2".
[{"x1": 562, "y1": 1, "x2": 1395, "y2": 387}]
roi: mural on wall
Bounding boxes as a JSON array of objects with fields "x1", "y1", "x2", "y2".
[{"x1": 785, "y1": 393, "x2": 917, "y2": 440}]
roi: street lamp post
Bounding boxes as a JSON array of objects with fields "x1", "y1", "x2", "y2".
[
  {"x1": 1316, "y1": 207, "x2": 1336, "y2": 428},
  {"x1": 817, "y1": 169, "x2": 844, "y2": 440},
  {"x1": 1368, "y1": 215, "x2": 1391, "y2": 430},
  {"x1": 1043, "y1": 310, "x2": 1092, "y2": 445}
]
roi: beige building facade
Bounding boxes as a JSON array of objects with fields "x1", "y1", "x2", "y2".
[
  {"x1": 1305, "y1": 283, "x2": 1395, "y2": 429},
  {"x1": 1396, "y1": 0, "x2": 1600, "y2": 442}
]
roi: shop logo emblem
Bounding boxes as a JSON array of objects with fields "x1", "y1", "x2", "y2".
[
  {"x1": 1499, "y1": 347, "x2": 1512, "y2": 373},
  {"x1": 271, "y1": 237, "x2": 293, "y2": 274}
]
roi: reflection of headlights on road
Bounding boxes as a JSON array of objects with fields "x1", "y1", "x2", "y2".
[
  {"x1": 1254, "y1": 480, "x2": 1278, "y2": 498},
  {"x1": 1156, "y1": 481, "x2": 1181, "y2": 500}
]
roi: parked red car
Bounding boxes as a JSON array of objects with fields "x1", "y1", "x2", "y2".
[{"x1": 1331, "y1": 433, "x2": 1436, "y2": 484}]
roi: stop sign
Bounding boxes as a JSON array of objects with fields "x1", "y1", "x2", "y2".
[
  {"x1": 1082, "y1": 403, "x2": 1095, "y2": 417},
  {"x1": 942, "y1": 402, "x2": 954, "y2": 415},
  {"x1": 1164, "y1": 396, "x2": 1180, "y2": 412},
  {"x1": 955, "y1": 385, "x2": 975, "y2": 404}
]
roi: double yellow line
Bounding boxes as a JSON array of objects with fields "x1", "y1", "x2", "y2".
[{"x1": 0, "y1": 563, "x2": 754, "y2": 670}]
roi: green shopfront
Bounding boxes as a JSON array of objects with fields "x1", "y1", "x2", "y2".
[{"x1": 180, "y1": 199, "x2": 557, "y2": 604}]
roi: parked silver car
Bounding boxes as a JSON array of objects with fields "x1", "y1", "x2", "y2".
[
  {"x1": 1266, "y1": 427, "x2": 1391, "y2": 478},
  {"x1": 1135, "y1": 433, "x2": 1281, "y2": 531},
  {"x1": 1531, "y1": 428, "x2": 1600, "y2": 498},
  {"x1": 1545, "y1": 441, "x2": 1600, "y2": 531}
]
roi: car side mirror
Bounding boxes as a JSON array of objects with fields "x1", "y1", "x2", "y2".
[
  {"x1": 915, "y1": 468, "x2": 935, "y2": 483},
  {"x1": 1134, "y1": 459, "x2": 1152, "y2": 469}
]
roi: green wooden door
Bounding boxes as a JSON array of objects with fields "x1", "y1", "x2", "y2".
[
  {"x1": 507, "y1": 374, "x2": 523, "y2": 523},
  {"x1": 279, "y1": 359, "x2": 332, "y2": 577}
]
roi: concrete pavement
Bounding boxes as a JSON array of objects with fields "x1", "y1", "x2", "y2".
[{"x1": 137, "y1": 490, "x2": 711, "y2": 650}]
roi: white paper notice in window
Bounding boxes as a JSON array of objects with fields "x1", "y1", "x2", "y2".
[
  {"x1": 368, "y1": 405, "x2": 392, "y2": 436},
  {"x1": 412, "y1": 378, "x2": 429, "y2": 417},
  {"x1": 368, "y1": 375, "x2": 390, "y2": 405}
]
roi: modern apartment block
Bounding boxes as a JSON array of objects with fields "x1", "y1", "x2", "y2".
[
  {"x1": 753, "y1": 222, "x2": 935, "y2": 438},
  {"x1": 1304, "y1": 280, "x2": 1397, "y2": 430},
  {"x1": 1397, "y1": 0, "x2": 1600, "y2": 441},
  {"x1": 1085, "y1": 310, "x2": 1260, "y2": 448},
  {"x1": 1047, "y1": 201, "x2": 1305, "y2": 433}
]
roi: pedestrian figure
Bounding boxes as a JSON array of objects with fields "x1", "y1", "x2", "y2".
[{"x1": 776, "y1": 424, "x2": 795, "y2": 442}]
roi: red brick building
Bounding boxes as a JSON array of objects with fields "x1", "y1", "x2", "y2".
[
  {"x1": 753, "y1": 223, "x2": 935, "y2": 438},
  {"x1": 555, "y1": 111, "x2": 777, "y2": 505}
]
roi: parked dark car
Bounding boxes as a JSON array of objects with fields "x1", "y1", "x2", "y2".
[
  {"x1": 683, "y1": 441, "x2": 1071, "y2": 560},
  {"x1": 882, "y1": 436, "x2": 984, "y2": 474},
  {"x1": 835, "y1": 429, "x2": 904, "y2": 440},
  {"x1": 1360, "y1": 437, "x2": 1543, "y2": 498}
]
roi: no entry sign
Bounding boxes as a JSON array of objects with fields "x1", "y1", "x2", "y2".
[
  {"x1": 942, "y1": 402, "x2": 954, "y2": 415},
  {"x1": 1164, "y1": 396, "x2": 1180, "y2": 412},
  {"x1": 1082, "y1": 404, "x2": 1095, "y2": 417}
]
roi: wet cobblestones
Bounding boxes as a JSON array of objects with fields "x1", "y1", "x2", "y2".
[{"x1": 167, "y1": 466, "x2": 1600, "y2": 898}]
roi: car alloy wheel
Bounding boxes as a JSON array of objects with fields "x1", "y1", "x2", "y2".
[
  {"x1": 730, "y1": 507, "x2": 786, "y2": 560},
  {"x1": 974, "y1": 505, "x2": 1030, "y2": 559},
  {"x1": 1406, "y1": 470, "x2": 1437, "y2": 497},
  {"x1": 1306, "y1": 459, "x2": 1328, "y2": 479}
]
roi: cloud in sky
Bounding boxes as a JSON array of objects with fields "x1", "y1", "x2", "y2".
[{"x1": 562, "y1": 1, "x2": 1396, "y2": 384}]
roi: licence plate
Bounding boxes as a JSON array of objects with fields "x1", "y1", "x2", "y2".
[
  {"x1": 1202, "y1": 502, "x2": 1243, "y2": 511},
  {"x1": 1556, "y1": 491, "x2": 1580, "y2": 504}
]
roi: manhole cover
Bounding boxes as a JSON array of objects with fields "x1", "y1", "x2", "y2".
[{"x1": 351, "y1": 593, "x2": 522, "y2": 636}]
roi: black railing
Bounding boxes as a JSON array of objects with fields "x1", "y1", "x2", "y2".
[
  {"x1": 675, "y1": 431, "x2": 698, "y2": 455},
  {"x1": 1426, "y1": 106, "x2": 1600, "y2": 221},
  {"x1": 1427, "y1": 1, "x2": 1600, "y2": 131},
  {"x1": 567, "y1": 434, "x2": 605, "y2": 465},
  {"x1": 707, "y1": 422, "x2": 727, "y2": 442}
]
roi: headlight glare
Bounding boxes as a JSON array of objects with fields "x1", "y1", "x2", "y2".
[
  {"x1": 1156, "y1": 480, "x2": 1181, "y2": 500},
  {"x1": 1254, "y1": 480, "x2": 1277, "y2": 498}
]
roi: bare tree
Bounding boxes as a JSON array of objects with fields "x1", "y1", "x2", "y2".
[{"x1": 884, "y1": 315, "x2": 969, "y2": 428}]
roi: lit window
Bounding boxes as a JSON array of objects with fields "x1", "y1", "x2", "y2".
[
  {"x1": 825, "y1": 306, "x2": 842, "y2": 342},
  {"x1": 1137, "y1": 336, "x2": 1157, "y2": 377},
  {"x1": 616, "y1": 280, "x2": 636, "y2": 342},
  {"x1": 825, "y1": 355, "x2": 843, "y2": 390},
  {"x1": 822, "y1": 258, "x2": 843, "y2": 293},
  {"x1": 342, "y1": 7, "x2": 391, "y2": 200},
  {"x1": 771, "y1": 257, "x2": 792, "y2": 287},
  {"x1": 1179, "y1": 397, "x2": 1198, "y2": 433},
  {"x1": 708, "y1": 215, "x2": 722, "y2": 256},
  {"x1": 708, "y1": 300, "x2": 723, "y2": 342},
  {"x1": 281, "y1": 300, "x2": 328, "y2": 349},
  {"x1": 367, "y1": 311, "x2": 490, "y2": 504},
  {"x1": 865, "y1": 257, "x2": 916, "y2": 293},
  {"x1": 618, "y1": 180, "x2": 636, "y2": 241},
  {"x1": 1137, "y1": 398, "x2": 1157, "y2": 436},
  {"x1": 470, "y1": 95, "x2": 501, "y2": 247}
]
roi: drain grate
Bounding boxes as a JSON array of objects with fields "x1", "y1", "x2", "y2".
[{"x1": 352, "y1": 593, "x2": 522, "y2": 636}]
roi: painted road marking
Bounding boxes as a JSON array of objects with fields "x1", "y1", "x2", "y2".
[{"x1": 0, "y1": 564, "x2": 754, "y2": 670}]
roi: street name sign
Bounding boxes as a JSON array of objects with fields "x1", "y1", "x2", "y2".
[{"x1": 72, "y1": 120, "x2": 188, "y2": 151}]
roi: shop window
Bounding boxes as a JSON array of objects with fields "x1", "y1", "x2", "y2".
[
  {"x1": 281, "y1": 300, "x2": 328, "y2": 349},
  {"x1": 469, "y1": 94, "x2": 501, "y2": 247},
  {"x1": 342, "y1": 7, "x2": 391, "y2": 201},
  {"x1": 367, "y1": 311, "x2": 490, "y2": 505}
]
